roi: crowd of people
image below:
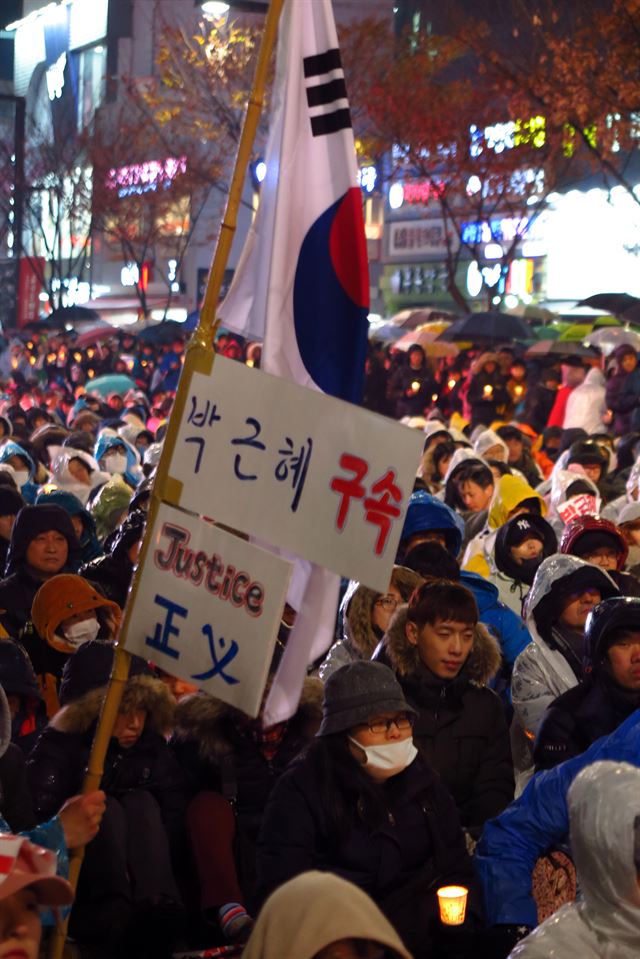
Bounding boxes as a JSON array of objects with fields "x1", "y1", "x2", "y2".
[{"x1": 0, "y1": 322, "x2": 638, "y2": 958}]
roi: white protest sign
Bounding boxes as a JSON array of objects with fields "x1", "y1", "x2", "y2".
[
  {"x1": 165, "y1": 356, "x2": 424, "y2": 592},
  {"x1": 124, "y1": 502, "x2": 292, "y2": 717}
]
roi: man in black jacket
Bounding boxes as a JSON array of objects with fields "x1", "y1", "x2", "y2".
[
  {"x1": 381, "y1": 580, "x2": 514, "y2": 835},
  {"x1": 535, "y1": 596, "x2": 640, "y2": 771}
]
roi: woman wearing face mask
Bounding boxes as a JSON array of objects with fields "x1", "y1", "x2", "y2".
[
  {"x1": 30, "y1": 573, "x2": 120, "y2": 716},
  {"x1": 256, "y1": 661, "x2": 482, "y2": 959},
  {"x1": 93, "y1": 434, "x2": 141, "y2": 492}
]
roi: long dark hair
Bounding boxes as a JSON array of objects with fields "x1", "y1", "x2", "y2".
[{"x1": 306, "y1": 733, "x2": 390, "y2": 844}]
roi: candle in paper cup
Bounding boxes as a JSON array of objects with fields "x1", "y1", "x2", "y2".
[
  {"x1": 411, "y1": 380, "x2": 421, "y2": 392},
  {"x1": 437, "y1": 885, "x2": 468, "y2": 925},
  {"x1": 483, "y1": 384, "x2": 493, "y2": 397}
]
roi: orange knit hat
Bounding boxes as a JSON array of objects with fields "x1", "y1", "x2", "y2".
[{"x1": 32, "y1": 574, "x2": 120, "y2": 654}]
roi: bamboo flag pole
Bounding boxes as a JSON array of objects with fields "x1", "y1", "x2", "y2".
[{"x1": 49, "y1": 2, "x2": 285, "y2": 956}]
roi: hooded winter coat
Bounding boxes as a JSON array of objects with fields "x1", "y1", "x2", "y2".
[
  {"x1": 243, "y1": 871, "x2": 412, "y2": 959},
  {"x1": 27, "y1": 648, "x2": 186, "y2": 842},
  {"x1": 0, "y1": 638, "x2": 47, "y2": 754},
  {"x1": 509, "y1": 761, "x2": 640, "y2": 959},
  {"x1": 172, "y1": 678, "x2": 323, "y2": 829},
  {"x1": 475, "y1": 710, "x2": 640, "y2": 929},
  {"x1": 488, "y1": 514, "x2": 558, "y2": 617},
  {"x1": 319, "y1": 567, "x2": 424, "y2": 681},
  {"x1": 0, "y1": 683, "x2": 36, "y2": 832},
  {"x1": 463, "y1": 474, "x2": 546, "y2": 579},
  {"x1": 87, "y1": 476, "x2": 133, "y2": 542},
  {"x1": 35, "y1": 489, "x2": 102, "y2": 566},
  {"x1": 45, "y1": 448, "x2": 110, "y2": 508},
  {"x1": 382, "y1": 606, "x2": 514, "y2": 831},
  {"x1": 0, "y1": 486, "x2": 24, "y2": 574},
  {"x1": 0, "y1": 442, "x2": 39, "y2": 504},
  {"x1": 511, "y1": 555, "x2": 620, "y2": 737},
  {"x1": 256, "y1": 750, "x2": 481, "y2": 959},
  {"x1": 562, "y1": 367, "x2": 607, "y2": 434},
  {"x1": 0, "y1": 505, "x2": 79, "y2": 679}
]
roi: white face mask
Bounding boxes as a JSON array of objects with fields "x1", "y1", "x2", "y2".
[
  {"x1": 63, "y1": 616, "x2": 100, "y2": 648},
  {"x1": 12, "y1": 468, "x2": 29, "y2": 487},
  {"x1": 105, "y1": 453, "x2": 127, "y2": 475},
  {"x1": 349, "y1": 736, "x2": 418, "y2": 781}
]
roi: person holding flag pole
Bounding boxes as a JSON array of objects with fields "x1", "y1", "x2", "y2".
[{"x1": 47, "y1": 2, "x2": 287, "y2": 956}]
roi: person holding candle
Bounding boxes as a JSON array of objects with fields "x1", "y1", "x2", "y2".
[
  {"x1": 466, "y1": 353, "x2": 508, "y2": 428},
  {"x1": 387, "y1": 345, "x2": 437, "y2": 420},
  {"x1": 255, "y1": 661, "x2": 482, "y2": 959}
]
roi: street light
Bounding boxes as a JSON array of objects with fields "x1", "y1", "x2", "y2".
[
  {"x1": 198, "y1": 0, "x2": 269, "y2": 14},
  {"x1": 200, "y1": 1, "x2": 230, "y2": 16}
]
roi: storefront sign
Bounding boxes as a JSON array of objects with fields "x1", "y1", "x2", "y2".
[{"x1": 388, "y1": 219, "x2": 459, "y2": 259}]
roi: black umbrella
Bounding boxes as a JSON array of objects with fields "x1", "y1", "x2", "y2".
[
  {"x1": 525, "y1": 340, "x2": 599, "y2": 359},
  {"x1": 577, "y1": 293, "x2": 640, "y2": 315},
  {"x1": 437, "y1": 311, "x2": 532, "y2": 343},
  {"x1": 46, "y1": 306, "x2": 101, "y2": 329},
  {"x1": 136, "y1": 320, "x2": 187, "y2": 344}
]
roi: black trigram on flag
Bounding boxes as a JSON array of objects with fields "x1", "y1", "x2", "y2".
[{"x1": 303, "y1": 47, "x2": 352, "y2": 138}]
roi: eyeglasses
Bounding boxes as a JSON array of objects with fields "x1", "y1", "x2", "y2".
[
  {"x1": 358, "y1": 714, "x2": 414, "y2": 735},
  {"x1": 375, "y1": 596, "x2": 400, "y2": 611}
]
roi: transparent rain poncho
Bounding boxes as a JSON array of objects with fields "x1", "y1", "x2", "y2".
[{"x1": 511, "y1": 761, "x2": 640, "y2": 958}]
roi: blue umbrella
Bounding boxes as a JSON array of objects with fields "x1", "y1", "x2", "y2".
[{"x1": 88, "y1": 373, "x2": 137, "y2": 397}]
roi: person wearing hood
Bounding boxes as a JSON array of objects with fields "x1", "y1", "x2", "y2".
[
  {"x1": 559, "y1": 514, "x2": 640, "y2": 597},
  {"x1": 508, "y1": 760, "x2": 640, "y2": 959},
  {"x1": 511, "y1": 554, "x2": 620, "y2": 763},
  {"x1": 87, "y1": 475, "x2": 133, "y2": 543},
  {"x1": 547, "y1": 470, "x2": 601, "y2": 535},
  {"x1": 562, "y1": 365, "x2": 607, "y2": 434},
  {"x1": 319, "y1": 567, "x2": 424, "y2": 682},
  {"x1": 466, "y1": 353, "x2": 509, "y2": 427},
  {"x1": 473, "y1": 428, "x2": 509, "y2": 464},
  {"x1": 0, "y1": 640, "x2": 47, "y2": 755},
  {"x1": 0, "y1": 505, "x2": 79, "y2": 663},
  {"x1": 45, "y1": 447, "x2": 110, "y2": 508},
  {"x1": 35, "y1": 489, "x2": 102, "y2": 566},
  {"x1": 0, "y1": 488, "x2": 24, "y2": 576},
  {"x1": 30, "y1": 573, "x2": 121, "y2": 716},
  {"x1": 442, "y1": 452, "x2": 495, "y2": 550},
  {"x1": 386, "y1": 345, "x2": 437, "y2": 420},
  {"x1": 29, "y1": 424, "x2": 69, "y2": 473},
  {"x1": 27, "y1": 641, "x2": 187, "y2": 953},
  {"x1": 534, "y1": 598, "x2": 640, "y2": 771},
  {"x1": 379, "y1": 581, "x2": 513, "y2": 834},
  {"x1": 0, "y1": 443, "x2": 39, "y2": 505},
  {"x1": 495, "y1": 426, "x2": 542, "y2": 489},
  {"x1": 172, "y1": 661, "x2": 324, "y2": 942},
  {"x1": 475, "y1": 709, "x2": 640, "y2": 953},
  {"x1": 93, "y1": 434, "x2": 141, "y2": 490},
  {"x1": 256, "y1": 661, "x2": 482, "y2": 959},
  {"x1": 605, "y1": 344, "x2": 640, "y2": 436},
  {"x1": 489, "y1": 514, "x2": 558, "y2": 617},
  {"x1": 417, "y1": 439, "x2": 456, "y2": 495},
  {"x1": 242, "y1": 871, "x2": 413, "y2": 959},
  {"x1": 79, "y1": 509, "x2": 145, "y2": 607},
  {"x1": 463, "y1": 474, "x2": 546, "y2": 579},
  {"x1": 565, "y1": 439, "x2": 624, "y2": 504},
  {"x1": 398, "y1": 491, "x2": 532, "y2": 685},
  {"x1": 617, "y1": 501, "x2": 640, "y2": 578}
]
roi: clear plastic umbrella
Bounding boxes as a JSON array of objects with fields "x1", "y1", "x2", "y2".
[{"x1": 584, "y1": 327, "x2": 640, "y2": 357}]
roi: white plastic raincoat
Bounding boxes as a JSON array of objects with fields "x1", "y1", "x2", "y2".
[
  {"x1": 510, "y1": 760, "x2": 640, "y2": 958},
  {"x1": 510, "y1": 555, "x2": 618, "y2": 791},
  {"x1": 562, "y1": 367, "x2": 607, "y2": 433}
]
